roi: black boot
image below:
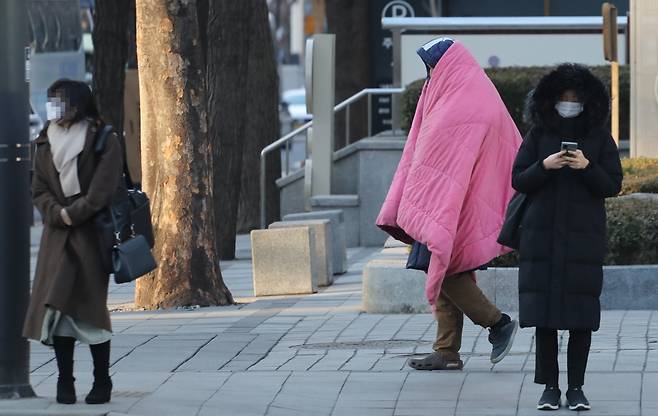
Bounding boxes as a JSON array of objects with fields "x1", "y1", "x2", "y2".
[
  {"x1": 56, "y1": 377, "x2": 76, "y2": 405},
  {"x1": 86, "y1": 341, "x2": 112, "y2": 405},
  {"x1": 53, "y1": 336, "x2": 76, "y2": 404}
]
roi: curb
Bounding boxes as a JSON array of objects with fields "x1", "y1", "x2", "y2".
[
  {"x1": 0, "y1": 399, "x2": 136, "y2": 416},
  {"x1": 0, "y1": 411, "x2": 105, "y2": 416},
  {"x1": 0, "y1": 411, "x2": 136, "y2": 416}
]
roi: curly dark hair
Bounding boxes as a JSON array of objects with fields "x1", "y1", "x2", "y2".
[{"x1": 525, "y1": 63, "x2": 609, "y2": 131}]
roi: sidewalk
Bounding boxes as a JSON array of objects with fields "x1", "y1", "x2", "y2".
[{"x1": 1, "y1": 227, "x2": 656, "y2": 416}]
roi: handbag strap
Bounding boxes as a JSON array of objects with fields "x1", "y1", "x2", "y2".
[
  {"x1": 110, "y1": 207, "x2": 122, "y2": 247},
  {"x1": 109, "y1": 204, "x2": 137, "y2": 247},
  {"x1": 94, "y1": 123, "x2": 136, "y2": 190}
]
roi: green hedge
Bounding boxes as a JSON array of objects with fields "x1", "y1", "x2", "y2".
[
  {"x1": 489, "y1": 198, "x2": 658, "y2": 267},
  {"x1": 400, "y1": 65, "x2": 630, "y2": 139},
  {"x1": 620, "y1": 158, "x2": 658, "y2": 195}
]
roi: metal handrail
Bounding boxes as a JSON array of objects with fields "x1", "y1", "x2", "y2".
[{"x1": 260, "y1": 87, "x2": 404, "y2": 228}]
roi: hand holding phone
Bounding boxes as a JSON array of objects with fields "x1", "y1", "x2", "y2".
[
  {"x1": 561, "y1": 141, "x2": 579, "y2": 157},
  {"x1": 543, "y1": 151, "x2": 569, "y2": 170},
  {"x1": 560, "y1": 142, "x2": 590, "y2": 170}
]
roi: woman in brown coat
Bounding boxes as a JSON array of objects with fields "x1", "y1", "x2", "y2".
[{"x1": 24, "y1": 79, "x2": 122, "y2": 405}]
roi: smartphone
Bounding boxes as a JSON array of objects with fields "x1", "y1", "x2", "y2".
[{"x1": 561, "y1": 141, "x2": 578, "y2": 157}]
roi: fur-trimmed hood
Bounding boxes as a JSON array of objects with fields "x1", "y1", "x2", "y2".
[{"x1": 525, "y1": 63, "x2": 609, "y2": 130}]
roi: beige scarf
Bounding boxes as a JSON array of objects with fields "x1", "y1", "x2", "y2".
[{"x1": 48, "y1": 121, "x2": 88, "y2": 197}]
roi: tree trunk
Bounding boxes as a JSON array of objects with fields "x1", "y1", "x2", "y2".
[
  {"x1": 134, "y1": 0, "x2": 233, "y2": 308},
  {"x1": 326, "y1": 0, "x2": 371, "y2": 148},
  {"x1": 127, "y1": 0, "x2": 138, "y2": 69},
  {"x1": 237, "y1": 0, "x2": 281, "y2": 233},
  {"x1": 208, "y1": 1, "x2": 252, "y2": 260},
  {"x1": 92, "y1": 0, "x2": 131, "y2": 130}
]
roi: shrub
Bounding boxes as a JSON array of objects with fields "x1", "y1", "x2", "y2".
[
  {"x1": 639, "y1": 177, "x2": 658, "y2": 194},
  {"x1": 489, "y1": 198, "x2": 658, "y2": 267},
  {"x1": 620, "y1": 157, "x2": 658, "y2": 195},
  {"x1": 400, "y1": 79, "x2": 424, "y2": 134},
  {"x1": 604, "y1": 198, "x2": 658, "y2": 265},
  {"x1": 400, "y1": 65, "x2": 630, "y2": 139}
]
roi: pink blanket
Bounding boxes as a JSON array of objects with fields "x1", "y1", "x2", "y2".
[{"x1": 377, "y1": 41, "x2": 522, "y2": 308}]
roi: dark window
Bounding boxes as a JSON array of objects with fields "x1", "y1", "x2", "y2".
[{"x1": 28, "y1": 0, "x2": 82, "y2": 53}]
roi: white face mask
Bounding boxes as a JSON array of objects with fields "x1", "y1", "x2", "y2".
[
  {"x1": 555, "y1": 101, "x2": 584, "y2": 118},
  {"x1": 45, "y1": 99, "x2": 66, "y2": 121}
]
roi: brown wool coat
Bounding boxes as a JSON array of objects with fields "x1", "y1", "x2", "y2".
[{"x1": 23, "y1": 121, "x2": 123, "y2": 342}]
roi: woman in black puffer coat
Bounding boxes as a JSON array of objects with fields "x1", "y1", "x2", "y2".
[{"x1": 512, "y1": 63, "x2": 623, "y2": 411}]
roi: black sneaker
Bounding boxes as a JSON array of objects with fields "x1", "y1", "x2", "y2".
[
  {"x1": 488, "y1": 314, "x2": 518, "y2": 363},
  {"x1": 566, "y1": 387, "x2": 591, "y2": 411},
  {"x1": 537, "y1": 387, "x2": 561, "y2": 411}
]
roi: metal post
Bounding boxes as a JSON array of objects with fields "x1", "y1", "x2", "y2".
[
  {"x1": 285, "y1": 140, "x2": 290, "y2": 175},
  {"x1": 367, "y1": 93, "x2": 372, "y2": 138},
  {"x1": 0, "y1": 0, "x2": 36, "y2": 399},
  {"x1": 611, "y1": 60, "x2": 620, "y2": 144},
  {"x1": 260, "y1": 151, "x2": 267, "y2": 229},
  {"x1": 308, "y1": 34, "x2": 335, "y2": 196},
  {"x1": 345, "y1": 105, "x2": 350, "y2": 145},
  {"x1": 391, "y1": 29, "x2": 402, "y2": 133}
]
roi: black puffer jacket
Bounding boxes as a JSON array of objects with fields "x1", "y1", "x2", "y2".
[{"x1": 512, "y1": 64, "x2": 623, "y2": 331}]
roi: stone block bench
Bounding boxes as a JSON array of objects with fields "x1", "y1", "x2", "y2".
[
  {"x1": 251, "y1": 227, "x2": 318, "y2": 296},
  {"x1": 363, "y1": 239, "x2": 430, "y2": 314},
  {"x1": 310, "y1": 195, "x2": 360, "y2": 248},
  {"x1": 363, "y1": 239, "x2": 658, "y2": 312},
  {"x1": 283, "y1": 210, "x2": 347, "y2": 274},
  {"x1": 270, "y1": 219, "x2": 334, "y2": 287}
]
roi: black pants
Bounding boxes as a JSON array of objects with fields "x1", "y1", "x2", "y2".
[{"x1": 534, "y1": 328, "x2": 591, "y2": 388}]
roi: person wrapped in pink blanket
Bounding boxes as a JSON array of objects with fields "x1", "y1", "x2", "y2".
[{"x1": 376, "y1": 38, "x2": 522, "y2": 370}]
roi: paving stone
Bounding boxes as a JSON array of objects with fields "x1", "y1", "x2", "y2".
[
  {"x1": 340, "y1": 352, "x2": 382, "y2": 371},
  {"x1": 394, "y1": 400, "x2": 457, "y2": 416},
  {"x1": 308, "y1": 351, "x2": 356, "y2": 371},
  {"x1": 458, "y1": 373, "x2": 524, "y2": 406},
  {"x1": 22, "y1": 225, "x2": 658, "y2": 416},
  {"x1": 277, "y1": 353, "x2": 325, "y2": 371},
  {"x1": 269, "y1": 372, "x2": 348, "y2": 415}
]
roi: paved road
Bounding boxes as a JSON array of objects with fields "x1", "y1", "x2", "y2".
[{"x1": 1, "y1": 228, "x2": 656, "y2": 415}]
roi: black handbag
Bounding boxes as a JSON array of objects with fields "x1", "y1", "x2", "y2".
[
  {"x1": 406, "y1": 241, "x2": 432, "y2": 272},
  {"x1": 497, "y1": 192, "x2": 529, "y2": 250},
  {"x1": 93, "y1": 124, "x2": 156, "y2": 278},
  {"x1": 106, "y1": 199, "x2": 157, "y2": 284},
  {"x1": 113, "y1": 234, "x2": 157, "y2": 284}
]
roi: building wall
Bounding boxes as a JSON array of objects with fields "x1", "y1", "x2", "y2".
[
  {"x1": 444, "y1": 0, "x2": 629, "y2": 17},
  {"x1": 629, "y1": 0, "x2": 658, "y2": 157}
]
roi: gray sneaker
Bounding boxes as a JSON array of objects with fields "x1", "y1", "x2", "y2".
[{"x1": 488, "y1": 317, "x2": 518, "y2": 363}]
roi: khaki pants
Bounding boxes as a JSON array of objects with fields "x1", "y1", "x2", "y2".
[{"x1": 433, "y1": 271, "x2": 501, "y2": 361}]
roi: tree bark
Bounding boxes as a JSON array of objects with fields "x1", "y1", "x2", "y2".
[
  {"x1": 237, "y1": 0, "x2": 281, "y2": 233},
  {"x1": 326, "y1": 0, "x2": 371, "y2": 148},
  {"x1": 92, "y1": 0, "x2": 131, "y2": 129},
  {"x1": 134, "y1": 0, "x2": 233, "y2": 308},
  {"x1": 208, "y1": 1, "x2": 252, "y2": 260}
]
